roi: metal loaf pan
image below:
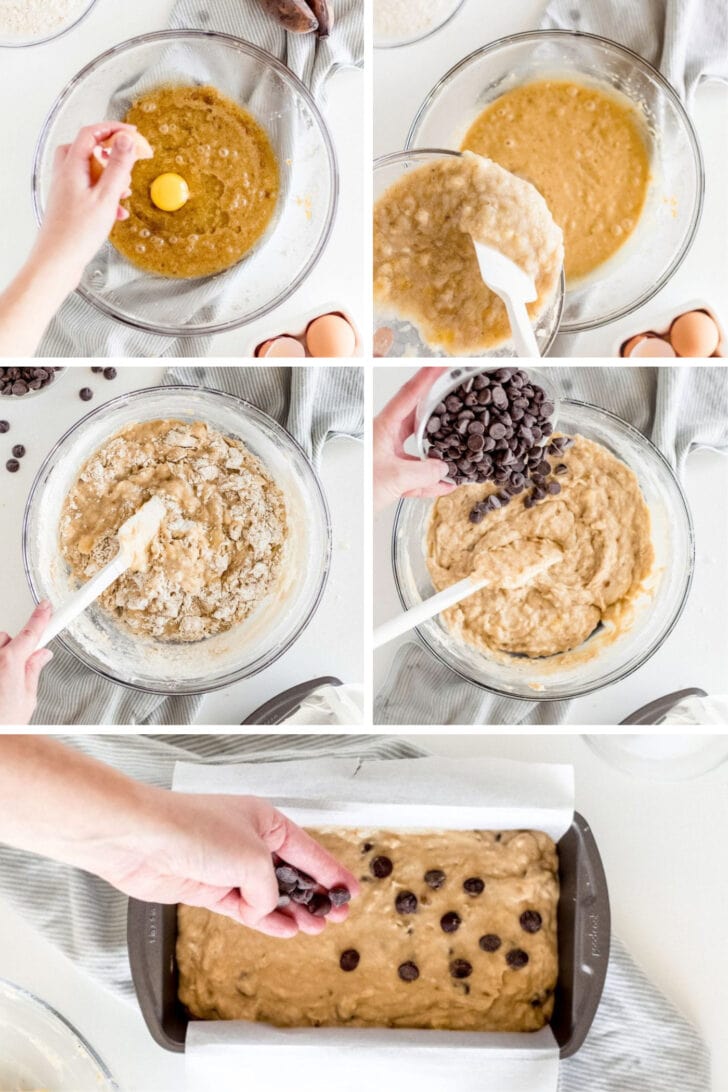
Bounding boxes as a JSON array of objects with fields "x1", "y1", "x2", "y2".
[{"x1": 127, "y1": 812, "x2": 610, "y2": 1058}]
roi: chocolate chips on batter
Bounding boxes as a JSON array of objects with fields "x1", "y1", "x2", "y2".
[
  {"x1": 370, "y1": 855, "x2": 393, "y2": 879},
  {"x1": 340, "y1": 949, "x2": 360, "y2": 972},
  {"x1": 398, "y1": 961, "x2": 420, "y2": 982},
  {"x1": 506, "y1": 948, "x2": 530, "y2": 970},
  {"x1": 424, "y1": 869, "x2": 446, "y2": 889},
  {"x1": 450, "y1": 959, "x2": 473, "y2": 980},
  {"x1": 440, "y1": 912, "x2": 461, "y2": 934},
  {"x1": 463, "y1": 877, "x2": 485, "y2": 896},
  {"x1": 479, "y1": 934, "x2": 502, "y2": 952},
  {"x1": 520, "y1": 910, "x2": 543, "y2": 934},
  {"x1": 395, "y1": 891, "x2": 418, "y2": 915}
]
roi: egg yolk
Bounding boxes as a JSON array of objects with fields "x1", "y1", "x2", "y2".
[{"x1": 150, "y1": 173, "x2": 189, "y2": 212}]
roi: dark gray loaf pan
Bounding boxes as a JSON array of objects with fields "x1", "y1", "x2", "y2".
[{"x1": 127, "y1": 811, "x2": 610, "y2": 1059}]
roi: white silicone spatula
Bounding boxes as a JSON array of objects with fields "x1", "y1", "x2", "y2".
[
  {"x1": 374, "y1": 541, "x2": 562, "y2": 650},
  {"x1": 471, "y1": 239, "x2": 540, "y2": 358},
  {"x1": 36, "y1": 496, "x2": 166, "y2": 650}
]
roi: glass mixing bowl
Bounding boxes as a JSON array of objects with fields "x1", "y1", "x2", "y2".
[
  {"x1": 32, "y1": 31, "x2": 338, "y2": 337},
  {"x1": 0, "y1": 0, "x2": 99, "y2": 49},
  {"x1": 392, "y1": 400, "x2": 694, "y2": 702},
  {"x1": 373, "y1": 150, "x2": 565, "y2": 357},
  {"x1": 23, "y1": 386, "x2": 331, "y2": 695},
  {"x1": 406, "y1": 31, "x2": 704, "y2": 332},
  {"x1": 0, "y1": 978, "x2": 117, "y2": 1091},
  {"x1": 374, "y1": 0, "x2": 467, "y2": 49}
]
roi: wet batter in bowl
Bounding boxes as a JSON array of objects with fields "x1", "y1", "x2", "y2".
[
  {"x1": 462, "y1": 79, "x2": 651, "y2": 283},
  {"x1": 427, "y1": 434, "x2": 654, "y2": 658},
  {"x1": 111, "y1": 85, "x2": 279, "y2": 278},
  {"x1": 59, "y1": 419, "x2": 287, "y2": 642},
  {"x1": 177, "y1": 827, "x2": 559, "y2": 1032}
]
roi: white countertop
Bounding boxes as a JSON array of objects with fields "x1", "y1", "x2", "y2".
[
  {"x1": 0, "y1": 366, "x2": 363, "y2": 725},
  {"x1": 0, "y1": 0, "x2": 364, "y2": 357},
  {"x1": 374, "y1": 0, "x2": 728, "y2": 357},
  {"x1": 374, "y1": 366, "x2": 728, "y2": 725},
  {"x1": 0, "y1": 732, "x2": 724, "y2": 1090}
]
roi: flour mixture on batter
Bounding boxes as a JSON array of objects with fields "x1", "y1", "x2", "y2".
[
  {"x1": 177, "y1": 827, "x2": 559, "y2": 1033},
  {"x1": 59, "y1": 419, "x2": 287, "y2": 641},
  {"x1": 427, "y1": 434, "x2": 654, "y2": 658}
]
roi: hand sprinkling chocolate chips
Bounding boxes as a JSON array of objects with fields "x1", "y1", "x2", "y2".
[{"x1": 274, "y1": 857, "x2": 351, "y2": 921}]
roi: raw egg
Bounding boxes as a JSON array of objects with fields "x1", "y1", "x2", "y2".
[
  {"x1": 306, "y1": 313, "x2": 357, "y2": 358},
  {"x1": 670, "y1": 311, "x2": 720, "y2": 357},
  {"x1": 150, "y1": 172, "x2": 190, "y2": 212},
  {"x1": 89, "y1": 131, "x2": 153, "y2": 184}
]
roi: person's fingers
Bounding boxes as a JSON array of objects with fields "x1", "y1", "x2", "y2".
[
  {"x1": 395, "y1": 455, "x2": 452, "y2": 495},
  {"x1": 53, "y1": 144, "x2": 71, "y2": 172},
  {"x1": 0, "y1": 632, "x2": 10, "y2": 649},
  {"x1": 272, "y1": 816, "x2": 360, "y2": 898},
  {"x1": 186, "y1": 886, "x2": 299, "y2": 938},
  {"x1": 96, "y1": 131, "x2": 137, "y2": 201},
  {"x1": 402, "y1": 481, "x2": 457, "y2": 500},
  {"x1": 377, "y1": 367, "x2": 449, "y2": 435},
  {"x1": 116, "y1": 206, "x2": 130, "y2": 221},
  {"x1": 281, "y1": 900, "x2": 327, "y2": 936},
  {"x1": 25, "y1": 648, "x2": 53, "y2": 692},
  {"x1": 7, "y1": 602, "x2": 52, "y2": 659},
  {"x1": 66, "y1": 121, "x2": 136, "y2": 163}
]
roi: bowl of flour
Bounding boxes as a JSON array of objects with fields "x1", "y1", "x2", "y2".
[
  {"x1": 22, "y1": 385, "x2": 331, "y2": 695},
  {"x1": 374, "y1": 0, "x2": 467, "y2": 48},
  {"x1": 0, "y1": 0, "x2": 100, "y2": 48}
]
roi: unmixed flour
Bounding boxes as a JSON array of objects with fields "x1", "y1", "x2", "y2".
[
  {"x1": 373, "y1": 0, "x2": 462, "y2": 42},
  {"x1": 0, "y1": 0, "x2": 88, "y2": 38},
  {"x1": 59, "y1": 419, "x2": 288, "y2": 642}
]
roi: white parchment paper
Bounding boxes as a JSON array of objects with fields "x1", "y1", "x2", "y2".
[{"x1": 172, "y1": 754, "x2": 574, "y2": 1092}]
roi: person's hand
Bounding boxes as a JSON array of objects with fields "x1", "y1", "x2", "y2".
[
  {"x1": 31, "y1": 122, "x2": 143, "y2": 288},
  {"x1": 0, "y1": 603, "x2": 53, "y2": 727},
  {"x1": 374, "y1": 367, "x2": 457, "y2": 512},
  {"x1": 94, "y1": 792, "x2": 360, "y2": 940}
]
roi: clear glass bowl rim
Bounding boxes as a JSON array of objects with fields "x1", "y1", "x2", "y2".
[
  {"x1": 0, "y1": 976, "x2": 118, "y2": 1089},
  {"x1": 404, "y1": 28, "x2": 705, "y2": 332},
  {"x1": 0, "y1": 0, "x2": 100, "y2": 49},
  {"x1": 391, "y1": 397, "x2": 696, "y2": 702},
  {"x1": 373, "y1": 147, "x2": 566, "y2": 357},
  {"x1": 374, "y1": 0, "x2": 467, "y2": 49},
  {"x1": 30, "y1": 29, "x2": 339, "y2": 338},
  {"x1": 22, "y1": 384, "x2": 332, "y2": 695}
]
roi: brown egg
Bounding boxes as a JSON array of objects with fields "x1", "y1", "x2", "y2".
[
  {"x1": 306, "y1": 314, "x2": 357, "y2": 358},
  {"x1": 629, "y1": 336, "x2": 676, "y2": 358},
  {"x1": 669, "y1": 311, "x2": 720, "y2": 357},
  {"x1": 89, "y1": 131, "x2": 154, "y2": 184},
  {"x1": 260, "y1": 336, "x2": 306, "y2": 358},
  {"x1": 622, "y1": 333, "x2": 648, "y2": 357}
]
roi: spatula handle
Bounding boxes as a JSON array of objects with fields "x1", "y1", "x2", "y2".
[
  {"x1": 36, "y1": 552, "x2": 126, "y2": 650},
  {"x1": 374, "y1": 577, "x2": 483, "y2": 650}
]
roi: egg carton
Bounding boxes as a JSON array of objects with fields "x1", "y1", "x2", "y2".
[
  {"x1": 246, "y1": 303, "x2": 364, "y2": 359},
  {"x1": 611, "y1": 298, "x2": 727, "y2": 358}
]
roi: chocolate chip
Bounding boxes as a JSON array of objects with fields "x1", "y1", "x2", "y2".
[
  {"x1": 103, "y1": 367, "x2": 117, "y2": 380},
  {"x1": 329, "y1": 886, "x2": 351, "y2": 907},
  {"x1": 425, "y1": 869, "x2": 446, "y2": 889},
  {"x1": 547, "y1": 481, "x2": 561, "y2": 495},
  {"x1": 463, "y1": 878, "x2": 484, "y2": 896},
  {"x1": 308, "y1": 893, "x2": 332, "y2": 917},
  {"x1": 506, "y1": 948, "x2": 530, "y2": 969},
  {"x1": 79, "y1": 388, "x2": 93, "y2": 401},
  {"x1": 469, "y1": 508, "x2": 484, "y2": 525},
  {"x1": 426, "y1": 417, "x2": 440, "y2": 434},
  {"x1": 395, "y1": 891, "x2": 418, "y2": 915},
  {"x1": 5, "y1": 459, "x2": 19, "y2": 473},
  {"x1": 11, "y1": 444, "x2": 25, "y2": 458},
  {"x1": 554, "y1": 463, "x2": 568, "y2": 474},
  {"x1": 520, "y1": 910, "x2": 543, "y2": 934},
  {"x1": 275, "y1": 864, "x2": 299, "y2": 885},
  {"x1": 339, "y1": 949, "x2": 360, "y2": 972},
  {"x1": 370, "y1": 856, "x2": 393, "y2": 879},
  {"x1": 362, "y1": 842, "x2": 374, "y2": 853},
  {"x1": 398, "y1": 961, "x2": 419, "y2": 982},
  {"x1": 450, "y1": 959, "x2": 473, "y2": 979},
  {"x1": 479, "y1": 934, "x2": 502, "y2": 952},
  {"x1": 440, "y1": 912, "x2": 461, "y2": 934},
  {"x1": 0, "y1": 421, "x2": 8, "y2": 433},
  {"x1": 291, "y1": 887, "x2": 314, "y2": 905}
]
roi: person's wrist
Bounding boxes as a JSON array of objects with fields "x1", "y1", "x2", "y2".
[{"x1": 25, "y1": 237, "x2": 87, "y2": 299}]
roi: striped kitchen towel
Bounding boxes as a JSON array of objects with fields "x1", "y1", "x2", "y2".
[
  {"x1": 0, "y1": 733, "x2": 710, "y2": 1090},
  {"x1": 375, "y1": 366, "x2": 728, "y2": 727},
  {"x1": 31, "y1": 364, "x2": 363, "y2": 725},
  {"x1": 37, "y1": 0, "x2": 363, "y2": 358},
  {"x1": 542, "y1": 0, "x2": 728, "y2": 103}
]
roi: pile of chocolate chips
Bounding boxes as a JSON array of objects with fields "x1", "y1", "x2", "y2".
[
  {"x1": 423, "y1": 367, "x2": 573, "y2": 523},
  {"x1": 0, "y1": 367, "x2": 60, "y2": 397},
  {"x1": 274, "y1": 858, "x2": 350, "y2": 919}
]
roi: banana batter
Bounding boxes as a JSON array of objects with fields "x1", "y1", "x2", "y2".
[
  {"x1": 177, "y1": 827, "x2": 559, "y2": 1032},
  {"x1": 59, "y1": 419, "x2": 287, "y2": 642},
  {"x1": 462, "y1": 79, "x2": 651, "y2": 283},
  {"x1": 427, "y1": 434, "x2": 654, "y2": 658}
]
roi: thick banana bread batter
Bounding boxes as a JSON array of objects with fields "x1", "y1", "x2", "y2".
[
  {"x1": 177, "y1": 827, "x2": 559, "y2": 1032},
  {"x1": 59, "y1": 419, "x2": 287, "y2": 642},
  {"x1": 427, "y1": 434, "x2": 654, "y2": 658}
]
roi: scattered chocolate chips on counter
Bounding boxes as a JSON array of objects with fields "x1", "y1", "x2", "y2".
[
  {"x1": 11, "y1": 444, "x2": 25, "y2": 459},
  {"x1": 103, "y1": 367, "x2": 117, "y2": 380},
  {"x1": 398, "y1": 961, "x2": 420, "y2": 982},
  {"x1": 440, "y1": 912, "x2": 461, "y2": 934},
  {"x1": 79, "y1": 388, "x2": 94, "y2": 402},
  {"x1": 520, "y1": 910, "x2": 543, "y2": 934},
  {"x1": 370, "y1": 855, "x2": 393, "y2": 879},
  {"x1": 339, "y1": 949, "x2": 360, "y2": 972},
  {"x1": 450, "y1": 959, "x2": 473, "y2": 980},
  {"x1": 0, "y1": 420, "x2": 9, "y2": 433},
  {"x1": 463, "y1": 877, "x2": 485, "y2": 896},
  {"x1": 0, "y1": 366, "x2": 60, "y2": 397},
  {"x1": 479, "y1": 934, "x2": 502, "y2": 952},
  {"x1": 506, "y1": 948, "x2": 530, "y2": 970},
  {"x1": 5, "y1": 459, "x2": 19, "y2": 473}
]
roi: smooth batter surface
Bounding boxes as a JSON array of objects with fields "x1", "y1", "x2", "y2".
[
  {"x1": 177, "y1": 827, "x2": 559, "y2": 1032},
  {"x1": 462, "y1": 79, "x2": 651, "y2": 283},
  {"x1": 59, "y1": 419, "x2": 287, "y2": 642},
  {"x1": 427, "y1": 434, "x2": 654, "y2": 658},
  {"x1": 112, "y1": 85, "x2": 279, "y2": 278},
  {"x1": 373, "y1": 152, "x2": 563, "y2": 355}
]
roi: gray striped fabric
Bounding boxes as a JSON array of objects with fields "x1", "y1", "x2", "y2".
[
  {"x1": 542, "y1": 0, "x2": 728, "y2": 102},
  {"x1": 37, "y1": 0, "x2": 363, "y2": 359},
  {"x1": 31, "y1": 364, "x2": 363, "y2": 726},
  {"x1": 375, "y1": 366, "x2": 728, "y2": 727},
  {"x1": 0, "y1": 734, "x2": 709, "y2": 1088}
]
